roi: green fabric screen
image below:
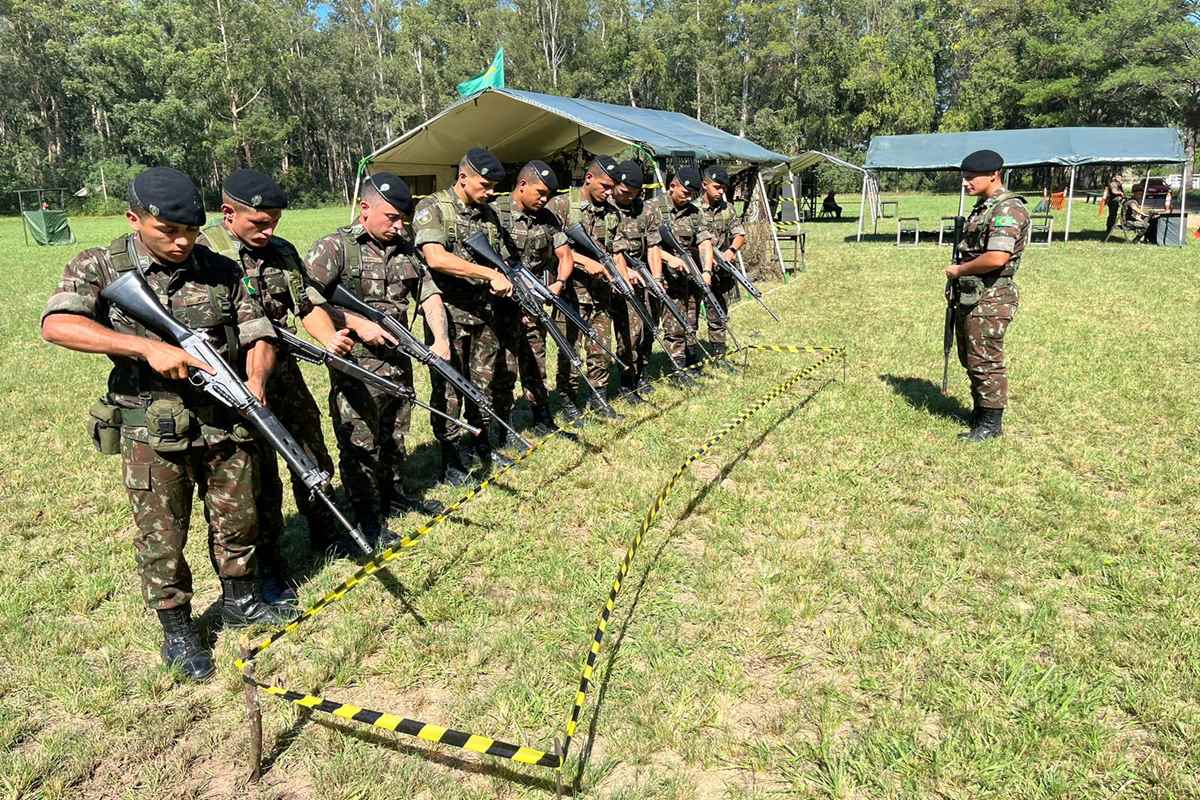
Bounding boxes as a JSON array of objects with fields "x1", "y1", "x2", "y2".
[{"x1": 23, "y1": 210, "x2": 76, "y2": 246}]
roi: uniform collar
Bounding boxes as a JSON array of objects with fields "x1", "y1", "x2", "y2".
[
  {"x1": 130, "y1": 234, "x2": 195, "y2": 275},
  {"x1": 702, "y1": 197, "x2": 727, "y2": 213},
  {"x1": 350, "y1": 223, "x2": 405, "y2": 255}
]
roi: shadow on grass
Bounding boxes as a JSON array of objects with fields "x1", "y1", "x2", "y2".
[
  {"x1": 880, "y1": 374, "x2": 971, "y2": 423},
  {"x1": 571, "y1": 378, "x2": 833, "y2": 792}
]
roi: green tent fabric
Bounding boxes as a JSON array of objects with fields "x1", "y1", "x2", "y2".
[{"x1": 23, "y1": 210, "x2": 76, "y2": 246}]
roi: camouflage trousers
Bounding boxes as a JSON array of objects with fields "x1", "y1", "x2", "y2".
[
  {"x1": 514, "y1": 310, "x2": 551, "y2": 408},
  {"x1": 704, "y1": 271, "x2": 735, "y2": 346},
  {"x1": 555, "y1": 294, "x2": 613, "y2": 402},
  {"x1": 257, "y1": 356, "x2": 336, "y2": 547},
  {"x1": 955, "y1": 284, "x2": 1019, "y2": 409},
  {"x1": 661, "y1": 271, "x2": 701, "y2": 366},
  {"x1": 431, "y1": 307, "x2": 517, "y2": 442},
  {"x1": 614, "y1": 289, "x2": 649, "y2": 386},
  {"x1": 121, "y1": 435, "x2": 258, "y2": 609},
  {"x1": 329, "y1": 353, "x2": 413, "y2": 525}
]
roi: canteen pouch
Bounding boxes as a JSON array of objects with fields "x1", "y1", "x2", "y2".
[
  {"x1": 144, "y1": 398, "x2": 193, "y2": 452},
  {"x1": 957, "y1": 275, "x2": 985, "y2": 307},
  {"x1": 87, "y1": 398, "x2": 123, "y2": 456}
]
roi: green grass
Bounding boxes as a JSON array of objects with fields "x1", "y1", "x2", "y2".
[{"x1": 1, "y1": 195, "x2": 1198, "y2": 799}]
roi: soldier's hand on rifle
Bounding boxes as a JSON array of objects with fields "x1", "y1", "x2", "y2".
[
  {"x1": 664, "y1": 254, "x2": 687, "y2": 273},
  {"x1": 722, "y1": 248, "x2": 737, "y2": 263},
  {"x1": 944, "y1": 264, "x2": 962, "y2": 280},
  {"x1": 703, "y1": 271, "x2": 713, "y2": 287},
  {"x1": 628, "y1": 269, "x2": 644, "y2": 288},
  {"x1": 548, "y1": 278, "x2": 565, "y2": 297},
  {"x1": 431, "y1": 337, "x2": 451, "y2": 361},
  {"x1": 354, "y1": 319, "x2": 399, "y2": 348},
  {"x1": 325, "y1": 327, "x2": 355, "y2": 357},
  {"x1": 246, "y1": 375, "x2": 268, "y2": 406},
  {"x1": 489, "y1": 272, "x2": 514, "y2": 298},
  {"x1": 143, "y1": 339, "x2": 214, "y2": 381}
]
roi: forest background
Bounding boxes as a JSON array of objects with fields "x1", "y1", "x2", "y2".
[{"x1": 2, "y1": 0, "x2": 1198, "y2": 212}]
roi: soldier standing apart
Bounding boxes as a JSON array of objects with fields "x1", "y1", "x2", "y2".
[
  {"x1": 412, "y1": 149, "x2": 517, "y2": 485},
  {"x1": 41, "y1": 167, "x2": 298, "y2": 683},
  {"x1": 949, "y1": 149, "x2": 1029, "y2": 442},
  {"x1": 554, "y1": 156, "x2": 629, "y2": 422},
  {"x1": 304, "y1": 174, "x2": 451, "y2": 542},
  {"x1": 610, "y1": 160, "x2": 663, "y2": 400},
  {"x1": 197, "y1": 169, "x2": 346, "y2": 602},
  {"x1": 658, "y1": 166, "x2": 715, "y2": 386},
  {"x1": 1104, "y1": 172, "x2": 1125, "y2": 234},
  {"x1": 505, "y1": 161, "x2": 573, "y2": 434},
  {"x1": 699, "y1": 165, "x2": 747, "y2": 365}
]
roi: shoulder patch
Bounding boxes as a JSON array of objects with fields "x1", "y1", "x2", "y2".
[{"x1": 414, "y1": 207, "x2": 433, "y2": 225}]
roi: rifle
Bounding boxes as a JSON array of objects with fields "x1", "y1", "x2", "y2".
[
  {"x1": 100, "y1": 272, "x2": 374, "y2": 556},
  {"x1": 656, "y1": 223, "x2": 729, "y2": 326},
  {"x1": 461, "y1": 232, "x2": 619, "y2": 413},
  {"x1": 327, "y1": 285, "x2": 531, "y2": 449},
  {"x1": 712, "y1": 251, "x2": 780, "y2": 322},
  {"x1": 562, "y1": 223, "x2": 684, "y2": 371},
  {"x1": 624, "y1": 252, "x2": 711, "y2": 359},
  {"x1": 273, "y1": 326, "x2": 480, "y2": 436},
  {"x1": 942, "y1": 216, "x2": 965, "y2": 395}
]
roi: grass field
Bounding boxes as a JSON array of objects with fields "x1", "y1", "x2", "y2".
[{"x1": 1, "y1": 193, "x2": 1198, "y2": 800}]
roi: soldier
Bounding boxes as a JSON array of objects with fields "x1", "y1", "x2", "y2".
[
  {"x1": 40, "y1": 167, "x2": 297, "y2": 683},
  {"x1": 657, "y1": 166, "x2": 715, "y2": 386},
  {"x1": 412, "y1": 148, "x2": 517, "y2": 485},
  {"x1": 197, "y1": 168, "x2": 345, "y2": 603},
  {"x1": 610, "y1": 159, "x2": 663, "y2": 399},
  {"x1": 1104, "y1": 172, "x2": 1125, "y2": 234},
  {"x1": 304, "y1": 173, "x2": 451, "y2": 540},
  {"x1": 504, "y1": 160, "x2": 573, "y2": 435},
  {"x1": 553, "y1": 156, "x2": 630, "y2": 422},
  {"x1": 949, "y1": 149, "x2": 1029, "y2": 442},
  {"x1": 699, "y1": 165, "x2": 746, "y2": 364}
]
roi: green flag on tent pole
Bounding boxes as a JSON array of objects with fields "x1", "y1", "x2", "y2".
[{"x1": 457, "y1": 48, "x2": 504, "y2": 97}]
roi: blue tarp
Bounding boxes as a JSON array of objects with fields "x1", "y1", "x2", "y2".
[
  {"x1": 865, "y1": 127, "x2": 1187, "y2": 171},
  {"x1": 369, "y1": 88, "x2": 786, "y2": 184}
]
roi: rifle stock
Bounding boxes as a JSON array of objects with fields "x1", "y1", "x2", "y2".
[{"x1": 942, "y1": 216, "x2": 966, "y2": 395}]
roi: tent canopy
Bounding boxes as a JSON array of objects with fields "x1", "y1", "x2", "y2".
[
  {"x1": 865, "y1": 127, "x2": 1187, "y2": 171},
  {"x1": 368, "y1": 88, "x2": 787, "y2": 185},
  {"x1": 762, "y1": 150, "x2": 869, "y2": 181}
]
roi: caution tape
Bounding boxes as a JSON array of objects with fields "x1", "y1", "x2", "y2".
[{"x1": 234, "y1": 344, "x2": 841, "y2": 771}]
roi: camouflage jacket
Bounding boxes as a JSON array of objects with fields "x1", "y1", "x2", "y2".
[
  {"x1": 556, "y1": 193, "x2": 619, "y2": 304},
  {"x1": 611, "y1": 197, "x2": 662, "y2": 263},
  {"x1": 958, "y1": 191, "x2": 1030, "y2": 279},
  {"x1": 700, "y1": 197, "x2": 746, "y2": 252},
  {"x1": 197, "y1": 224, "x2": 307, "y2": 330},
  {"x1": 42, "y1": 234, "x2": 273, "y2": 439},
  {"x1": 657, "y1": 196, "x2": 713, "y2": 265},
  {"x1": 508, "y1": 201, "x2": 568, "y2": 279},
  {"x1": 412, "y1": 187, "x2": 504, "y2": 325}
]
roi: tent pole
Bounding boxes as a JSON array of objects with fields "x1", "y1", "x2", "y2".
[
  {"x1": 856, "y1": 173, "x2": 866, "y2": 242},
  {"x1": 787, "y1": 167, "x2": 801, "y2": 226},
  {"x1": 1064, "y1": 166, "x2": 1077, "y2": 242},
  {"x1": 348, "y1": 171, "x2": 364, "y2": 225},
  {"x1": 1179, "y1": 159, "x2": 1189, "y2": 246},
  {"x1": 958, "y1": 180, "x2": 965, "y2": 216},
  {"x1": 757, "y1": 171, "x2": 787, "y2": 280},
  {"x1": 1140, "y1": 166, "x2": 1150, "y2": 207}
]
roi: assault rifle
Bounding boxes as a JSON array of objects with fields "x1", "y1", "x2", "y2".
[
  {"x1": 656, "y1": 223, "x2": 729, "y2": 326},
  {"x1": 942, "y1": 216, "x2": 965, "y2": 395},
  {"x1": 100, "y1": 272, "x2": 374, "y2": 556},
  {"x1": 624, "y1": 252, "x2": 711, "y2": 359},
  {"x1": 273, "y1": 326, "x2": 479, "y2": 436},
  {"x1": 711, "y1": 251, "x2": 780, "y2": 322}
]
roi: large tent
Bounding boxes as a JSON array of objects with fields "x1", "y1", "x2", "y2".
[
  {"x1": 861, "y1": 127, "x2": 1190, "y2": 243},
  {"x1": 761, "y1": 151, "x2": 875, "y2": 222}
]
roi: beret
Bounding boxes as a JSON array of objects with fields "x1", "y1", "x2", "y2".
[
  {"x1": 615, "y1": 160, "x2": 644, "y2": 190},
  {"x1": 703, "y1": 165, "x2": 731, "y2": 187},
  {"x1": 523, "y1": 160, "x2": 559, "y2": 192},
  {"x1": 223, "y1": 168, "x2": 287, "y2": 209},
  {"x1": 592, "y1": 156, "x2": 619, "y2": 179},
  {"x1": 673, "y1": 166, "x2": 703, "y2": 191},
  {"x1": 961, "y1": 149, "x2": 1004, "y2": 173},
  {"x1": 365, "y1": 172, "x2": 414, "y2": 215},
  {"x1": 128, "y1": 167, "x2": 205, "y2": 226},
  {"x1": 464, "y1": 147, "x2": 506, "y2": 181}
]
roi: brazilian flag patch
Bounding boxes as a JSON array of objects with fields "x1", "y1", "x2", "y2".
[{"x1": 993, "y1": 214, "x2": 1018, "y2": 227}]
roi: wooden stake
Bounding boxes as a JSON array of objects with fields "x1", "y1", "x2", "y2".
[{"x1": 241, "y1": 643, "x2": 263, "y2": 783}]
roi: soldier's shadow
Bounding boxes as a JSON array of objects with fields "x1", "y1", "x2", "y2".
[{"x1": 880, "y1": 374, "x2": 971, "y2": 423}]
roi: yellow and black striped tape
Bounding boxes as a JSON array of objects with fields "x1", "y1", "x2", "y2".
[{"x1": 234, "y1": 344, "x2": 842, "y2": 771}]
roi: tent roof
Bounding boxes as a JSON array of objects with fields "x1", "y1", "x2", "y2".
[
  {"x1": 761, "y1": 150, "x2": 868, "y2": 182},
  {"x1": 864, "y1": 127, "x2": 1187, "y2": 171},
  {"x1": 368, "y1": 88, "x2": 787, "y2": 178}
]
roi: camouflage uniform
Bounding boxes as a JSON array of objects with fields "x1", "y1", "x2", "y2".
[
  {"x1": 197, "y1": 224, "x2": 336, "y2": 547},
  {"x1": 507, "y1": 201, "x2": 569, "y2": 408},
  {"x1": 305, "y1": 225, "x2": 440, "y2": 524},
  {"x1": 611, "y1": 196, "x2": 662, "y2": 385},
  {"x1": 413, "y1": 188, "x2": 520, "y2": 439},
  {"x1": 657, "y1": 196, "x2": 714, "y2": 364},
  {"x1": 42, "y1": 234, "x2": 274, "y2": 609},
  {"x1": 954, "y1": 192, "x2": 1029, "y2": 410},
  {"x1": 554, "y1": 193, "x2": 619, "y2": 399},
  {"x1": 699, "y1": 197, "x2": 746, "y2": 348}
]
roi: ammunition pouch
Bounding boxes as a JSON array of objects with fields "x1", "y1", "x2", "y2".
[
  {"x1": 956, "y1": 273, "x2": 1014, "y2": 307},
  {"x1": 144, "y1": 397, "x2": 193, "y2": 452},
  {"x1": 87, "y1": 398, "x2": 123, "y2": 456}
]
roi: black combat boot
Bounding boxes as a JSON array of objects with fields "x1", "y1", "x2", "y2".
[
  {"x1": 220, "y1": 577, "x2": 302, "y2": 627},
  {"x1": 962, "y1": 407, "x2": 1003, "y2": 442},
  {"x1": 388, "y1": 489, "x2": 447, "y2": 517},
  {"x1": 636, "y1": 375, "x2": 656, "y2": 395},
  {"x1": 529, "y1": 404, "x2": 557, "y2": 437},
  {"x1": 957, "y1": 399, "x2": 981, "y2": 437},
  {"x1": 619, "y1": 377, "x2": 646, "y2": 406},
  {"x1": 709, "y1": 342, "x2": 739, "y2": 373},
  {"x1": 157, "y1": 605, "x2": 215, "y2": 682},
  {"x1": 258, "y1": 550, "x2": 298, "y2": 606},
  {"x1": 586, "y1": 393, "x2": 624, "y2": 420},
  {"x1": 475, "y1": 430, "x2": 515, "y2": 469},
  {"x1": 559, "y1": 400, "x2": 588, "y2": 428},
  {"x1": 440, "y1": 441, "x2": 476, "y2": 487},
  {"x1": 670, "y1": 368, "x2": 700, "y2": 389}
]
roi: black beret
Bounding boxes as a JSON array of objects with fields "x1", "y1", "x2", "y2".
[
  {"x1": 464, "y1": 147, "x2": 506, "y2": 181},
  {"x1": 128, "y1": 167, "x2": 205, "y2": 226},
  {"x1": 223, "y1": 168, "x2": 287, "y2": 209},
  {"x1": 703, "y1": 165, "x2": 731, "y2": 187},
  {"x1": 523, "y1": 160, "x2": 559, "y2": 192},
  {"x1": 614, "y1": 160, "x2": 644, "y2": 190},
  {"x1": 673, "y1": 166, "x2": 703, "y2": 191},
  {"x1": 592, "y1": 156, "x2": 619, "y2": 179},
  {"x1": 961, "y1": 149, "x2": 1004, "y2": 173},
  {"x1": 365, "y1": 172, "x2": 414, "y2": 215}
]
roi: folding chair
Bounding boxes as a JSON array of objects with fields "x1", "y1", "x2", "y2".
[{"x1": 896, "y1": 217, "x2": 920, "y2": 247}]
